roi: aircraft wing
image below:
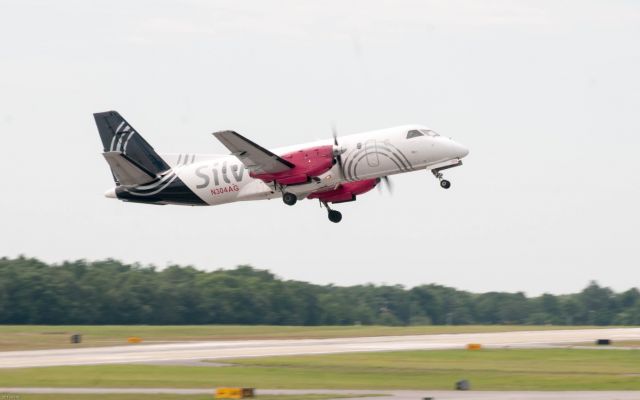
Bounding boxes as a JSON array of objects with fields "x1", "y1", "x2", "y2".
[{"x1": 212, "y1": 130, "x2": 294, "y2": 175}]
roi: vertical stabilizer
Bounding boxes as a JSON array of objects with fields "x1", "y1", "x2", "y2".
[{"x1": 93, "y1": 111, "x2": 170, "y2": 184}]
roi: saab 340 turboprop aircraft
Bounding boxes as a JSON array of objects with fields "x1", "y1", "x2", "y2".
[{"x1": 95, "y1": 111, "x2": 469, "y2": 223}]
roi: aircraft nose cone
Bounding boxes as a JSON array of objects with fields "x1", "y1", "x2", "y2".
[
  {"x1": 450, "y1": 141, "x2": 469, "y2": 159},
  {"x1": 457, "y1": 143, "x2": 469, "y2": 158}
]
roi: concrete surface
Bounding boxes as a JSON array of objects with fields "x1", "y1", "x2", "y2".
[{"x1": 0, "y1": 328, "x2": 639, "y2": 368}]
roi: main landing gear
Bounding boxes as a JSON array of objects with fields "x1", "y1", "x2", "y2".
[
  {"x1": 321, "y1": 201, "x2": 342, "y2": 223},
  {"x1": 328, "y1": 209, "x2": 343, "y2": 223},
  {"x1": 282, "y1": 192, "x2": 297, "y2": 206},
  {"x1": 432, "y1": 170, "x2": 451, "y2": 189},
  {"x1": 281, "y1": 190, "x2": 343, "y2": 223}
]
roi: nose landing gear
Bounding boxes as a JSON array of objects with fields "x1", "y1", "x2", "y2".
[
  {"x1": 430, "y1": 160, "x2": 463, "y2": 190},
  {"x1": 432, "y1": 169, "x2": 451, "y2": 189}
]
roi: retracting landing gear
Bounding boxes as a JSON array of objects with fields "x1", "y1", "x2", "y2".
[
  {"x1": 321, "y1": 201, "x2": 343, "y2": 223},
  {"x1": 430, "y1": 160, "x2": 463, "y2": 190},
  {"x1": 432, "y1": 169, "x2": 451, "y2": 190},
  {"x1": 328, "y1": 210, "x2": 342, "y2": 223},
  {"x1": 274, "y1": 181, "x2": 297, "y2": 206},
  {"x1": 282, "y1": 192, "x2": 297, "y2": 206}
]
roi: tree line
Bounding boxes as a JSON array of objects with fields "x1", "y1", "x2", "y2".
[{"x1": 1, "y1": 257, "x2": 639, "y2": 325}]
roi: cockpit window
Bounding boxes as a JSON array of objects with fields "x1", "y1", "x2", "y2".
[
  {"x1": 406, "y1": 130, "x2": 424, "y2": 139},
  {"x1": 420, "y1": 129, "x2": 440, "y2": 137}
]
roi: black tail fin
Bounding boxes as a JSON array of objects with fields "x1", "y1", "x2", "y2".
[{"x1": 93, "y1": 111, "x2": 170, "y2": 184}]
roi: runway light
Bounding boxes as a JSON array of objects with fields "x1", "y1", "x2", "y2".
[
  {"x1": 127, "y1": 337, "x2": 143, "y2": 344},
  {"x1": 466, "y1": 343, "x2": 482, "y2": 350}
]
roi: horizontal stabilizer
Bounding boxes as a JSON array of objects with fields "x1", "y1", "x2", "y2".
[{"x1": 103, "y1": 151, "x2": 157, "y2": 186}]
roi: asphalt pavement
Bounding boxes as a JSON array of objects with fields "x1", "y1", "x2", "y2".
[{"x1": 1, "y1": 327, "x2": 639, "y2": 368}]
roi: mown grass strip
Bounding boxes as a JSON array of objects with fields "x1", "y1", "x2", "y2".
[{"x1": 1, "y1": 349, "x2": 639, "y2": 390}]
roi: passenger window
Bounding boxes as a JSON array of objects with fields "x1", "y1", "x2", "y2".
[
  {"x1": 357, "y1": 143, "x2": 362, "y2": 149},
  {"x1": 406, "y1": 130, "x2": 424, "y2": 139}
]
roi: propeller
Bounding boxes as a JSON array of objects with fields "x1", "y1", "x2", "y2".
[
  {"x1": 332, "y1": 122, "x2": 346, "y2": 178},
  {"x1": 377, "y1": 176, "x2": 393, "y2": 195}
]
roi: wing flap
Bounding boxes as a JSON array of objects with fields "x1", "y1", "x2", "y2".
[{"x1": 212, "y1": 130, "x2": 294, "y2": 175}]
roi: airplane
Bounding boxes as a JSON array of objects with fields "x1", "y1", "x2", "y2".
[{"x1": 94, "y1": 111, "x2": 469, "y2": 223}]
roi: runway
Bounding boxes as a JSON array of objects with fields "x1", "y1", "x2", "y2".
[
  {"x1": 1, "y1": 387, "x2": 640, "y2": 400},
  {"x1": 1, "y1": 327, "x2": 639, "y2": 368}
]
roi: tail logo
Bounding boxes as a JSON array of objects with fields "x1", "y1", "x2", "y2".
[{"x1": 109, "y1": 121, "x2": 136, "y2": 153}]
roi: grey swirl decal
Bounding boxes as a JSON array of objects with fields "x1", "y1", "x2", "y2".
[
  {"x1": 110, "y1": 121, "x2": 135, "y2": 153},
  {"x1": 343, "y1": 142, "x2": 413, "y2": 181},
  {"x1": 127, "y1": 154, "x2": 193, "y2": 196}
]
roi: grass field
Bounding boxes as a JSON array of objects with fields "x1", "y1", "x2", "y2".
[
  {"x1": 607, "y1": 340, "x2": 640, "y2": 347},
  {"x1": 0, "y1": 325, "x2": 598, "y2": 351},
  {"x1": 1, "y1": 348, "x2": 639, "y2": 390}
]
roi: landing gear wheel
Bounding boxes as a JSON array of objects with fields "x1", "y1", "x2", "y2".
[
  {"x1": 282, "y1": 192, "x2": 297, "y2": 206},
  {"x1": 440, "y1": 179, "x2": 451, "y2": 189},
  {"x1": 328, "y1": 210, "x2": 342, "y2": 223}
]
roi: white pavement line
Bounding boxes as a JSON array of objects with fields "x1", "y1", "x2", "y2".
[{"x1": 0, "y1": 328, "x2": 639, "y2": 368}]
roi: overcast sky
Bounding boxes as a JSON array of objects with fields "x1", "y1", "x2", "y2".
[{"x1": 1, "y1": 0, "x2": 639, "y2": 295}]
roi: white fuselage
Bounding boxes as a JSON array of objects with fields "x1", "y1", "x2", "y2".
[{"x1": 155, "y1": 125, "x2": 468, "y2": 206}]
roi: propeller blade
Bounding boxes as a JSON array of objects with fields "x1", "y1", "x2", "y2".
[
  {"x1": 378, "y1": 176, "x2": 393, "y2": 195},
  {"x1": 331, "y1": 122, "x2": 346, "y2": 178},
  {"x1": 383, "y1": 176, "x2": 392, "y2": 194}
]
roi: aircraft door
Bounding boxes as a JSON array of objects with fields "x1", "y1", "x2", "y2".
[{"x1": 365, "y1": 139, "x2": 379, "y2": 168}]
